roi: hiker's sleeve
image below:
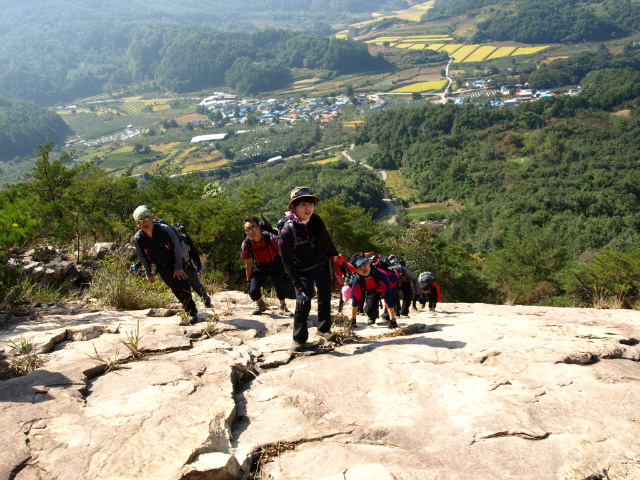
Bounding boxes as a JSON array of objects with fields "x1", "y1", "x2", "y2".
[
  {"x1": 327, "y1": 235, "x2": 338, "y2": 257},
  {"x1": 187, "y1": 236, "x2": 202, "y2": 268},
  {"x1": 134, "y1": 233, "x2": 152, "y2": 277},
  {"x1": 269, "y1": 233, "x2": 281, "y2": 255},
  {"x1": 406, "y1": 268, "x2": 420, "y2": 293},
  {"x1": 351, "y1": 279, "x2": 362, "y2": 307},
  {"x1": 279, "y1": 227, "x2": 301, "y2": 288},
  {"x1": 380, "y1": 273, "x2": 394, "y2": 309},
  {"x1": 162, "y1": 224, "x2": 183, "y2": 271}
]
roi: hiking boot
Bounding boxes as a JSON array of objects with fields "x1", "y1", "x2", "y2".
[
  {"x1": 189, "y1": 313, "x2": 199, "y2": 324},
  {"x1": 204, "y1": 296, "x2": 212, "y2": 308},
  {"x1": 429, "y1": 307, "x2": 436, "y2": 312},
  {"x1": 290, "y1": 341, "x2": 305, "y2": 353},
  {"x1": 278, "y1": 303, "x2": 293, "y2": 317},
  {"x1": 367, "y1": 317, "x2": 375, "y2": 325},
  {"x1": 252, "y1": 301, "x2": 268, "y2": 315},
  {"x1": 318, "y1": 332, "x2": 337, "y2": 348},
  {"x1": 388, "y1": 319, "x2": 399, "y2": 329},
  {"x1": 319, "y1": 331, "x2": 337, "y2": 342}
]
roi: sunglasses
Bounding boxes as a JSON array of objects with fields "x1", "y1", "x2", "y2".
[
  {"x1": 293, "y1": 187, "x2": 313, "y2": 196},
  {"x1": 136, "y1": 216, "x2": 151, "y2": 224},
  {"x1": 244, "y1": 225, "x2": 259, "y2": 232}
]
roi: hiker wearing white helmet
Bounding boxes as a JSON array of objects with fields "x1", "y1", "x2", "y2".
[{"x1": 132, "y1": 205, "x2": 198, "y2": 324}]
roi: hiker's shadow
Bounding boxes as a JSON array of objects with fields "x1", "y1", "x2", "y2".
[
  {"x1": 351, "y1": 336, "x2": 466, "y2": 355},
  {"x1": 220, "y1": 318, "x2": 268, "y2": 333},
  {"x1": 0, "y1": 370, "x2": 74, "y2": 404}
]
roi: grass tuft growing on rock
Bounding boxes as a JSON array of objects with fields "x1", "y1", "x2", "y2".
[
  {"x1": 0, "y1": 336, "x2": 43, "y2": 380},
  {"x1": 89, "y1": 254, "x2": 173, "y2": 310},
  {"x1": 121, "y1": 320, "x2": 144, "y2": 359},
  {"x1": 4, "y1": 278, "x2": 71, "y2": 306}
]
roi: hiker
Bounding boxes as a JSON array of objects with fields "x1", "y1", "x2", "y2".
[
  {"x1": 349, "y1": 252, "x2": 399, "y2": 329},
  {"x1": 414, "y1": 272, "x2": 442, "y2": 312},
  {"x1": 279, "y1": 186, "x2": 339, "y2": 351},
  {"x1": 388, "y1": 254, "x2": 420, "y2": 316},
  {"x1": 132, "y1": 205, "x2": 198, "y2": 324},
  {"x1": 177, "y1": 225, "x2": 212, "y2": 309},
  {"x1": 241, "y1": 216, "x2": 292, "y2": 316}
]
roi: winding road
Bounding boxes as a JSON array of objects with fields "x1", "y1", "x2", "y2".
[{"x1": 342, "y1": 144, "x2": 395, "y2": 220}]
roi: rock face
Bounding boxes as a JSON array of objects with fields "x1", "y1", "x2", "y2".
[{"x1": 1, "y1": 296, "x2": 639, "y2": 480}]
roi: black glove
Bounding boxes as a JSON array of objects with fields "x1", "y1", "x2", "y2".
[{"x1": 246, "y1": 281, "x2": 251, "y2": 292}]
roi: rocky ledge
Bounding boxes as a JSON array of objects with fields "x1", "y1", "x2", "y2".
[{"x1": 1, "y1": 293, "x2": 639, "y2": 480}]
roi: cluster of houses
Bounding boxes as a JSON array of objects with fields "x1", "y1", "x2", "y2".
[
  {"x1": 452, "y1": 80, "x2": 578, "y2": 107},
  {"x1": 198, "y1": 93, "x2": 355, "y2": 126}
]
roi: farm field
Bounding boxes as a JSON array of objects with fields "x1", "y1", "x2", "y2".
[
  {"x1": 385, "y1": 170, "x2": 419, "y2": 199},
  {"x1": 364, "y1": 33, "x2": 550, "y2": 62},
  {"x1": 405, "y1": 203, "x2": 452, "y2": 221},
  {"x1": 391, "y1": 79, "x2": 447, "y2": 93}
]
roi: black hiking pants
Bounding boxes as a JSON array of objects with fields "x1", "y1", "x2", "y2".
[
  {"x1": 249, "y1": 262, "x2": 288, "y2": 302},
  {"x1": 156, "y1": 265, "x2": 197, "y2": 316},
  {"x1": 396, "y1": 280, "x2": 413, "y2": 316},
  {"x1": 293, "y1": 261, "x2": 332, "y2": 344},
  {"x1": 418, "y1": 286, "x2": 438, "y2": 310}
]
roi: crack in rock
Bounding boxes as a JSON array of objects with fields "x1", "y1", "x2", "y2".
[
  {"x1": 248, "y1": 430, "x2": 355, "y2": 476},
  {"x1": 471, "y1": 429, "x2": 551, "y2": 445}
]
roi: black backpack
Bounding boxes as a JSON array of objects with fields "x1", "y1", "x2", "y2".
[
  {"x1": 419, "y1": 271, "x2": 435, "y2": 289},
  {"x1": 259, "y1": 214, "x2": 278, "y2": 235}
]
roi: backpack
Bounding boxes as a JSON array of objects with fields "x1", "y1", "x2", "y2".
[
  {"x1": 419, "y1": 271, "x2": 435, "y2": 289},
  {"x1": 155, "y1": 219, "x2": 191, "y2": 265},
  {"x1": 259, "y1": 214, "x2": 278, "y2": 235},
  {"x1": 278, "y1": 215, "x2": 316, "y2": 251},
  {"x1": 242, "y1": 231, "x2": 279, "y2": 266},
  {"x1": 389, "y1": 254, "x2": 406, "y2": 268}
]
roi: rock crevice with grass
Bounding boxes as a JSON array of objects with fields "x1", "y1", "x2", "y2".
[{"x1": 1, "y1": 292, "x2": 639, "y2": 480}]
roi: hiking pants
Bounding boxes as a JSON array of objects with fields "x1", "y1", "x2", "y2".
[
  {"x1": 364, "y1": 291, "x2": 382, "y2": 322},
  {"x1": 381, "y1": 284, "x2": 400, "y2": 320},
  {"x1": 396, "y1": 280, "x2": 413, "y2": 316},
  {"x1": 418, "y1": 286, "x2": 438, "y2": 310},
  {"x1": 249, "y1": 262, "x2": 288, "y2": 302},
  {"x1": 156, "y1": 265, "x2": 197, "y2": 316},
  {"x1": 185, "y1": 263, "x2": 208, "y2": 300},
  {"x1": 293, "y1": 261, "x2": 332, "y2": 344}
]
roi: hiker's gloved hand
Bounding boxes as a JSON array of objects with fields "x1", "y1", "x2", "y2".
[
  {"x1": 296, "y1": 286, "x2": 313, "y2": 300},
  {"x1": 246, "y1": 281, "x2": 251, "y2": 292}
]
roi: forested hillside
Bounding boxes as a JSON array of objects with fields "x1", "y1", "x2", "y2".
[
  {"x1": 0, "y1": 98, "x2": 71, "y2": 161},
  {"x1": 0, "y1": 0, "x2": 398, "y2": 105},
  {"x1": 425, "y1": 0, "x2": 640, "y2": 44}
]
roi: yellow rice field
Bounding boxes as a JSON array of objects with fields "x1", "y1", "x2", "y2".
[
  {"x1": 409, "y1": 44, "x2": 427, "y2": 49},
  {"x1": 486, "y1": 46, "x2": 518, "y2": 59},
  {"x1": 463, "y1": 45, "x2": 497, "y2": 62},
  {"x1": 177, "y1": 147, "x2": 198, "y2": 159},
  {"x1": 311, "y1": 157, "x2": 339, "y2": 165},
  {"x1": 451, "y1": 45, "x2": 479, "y2": 61},
  {"x1": 151, "y1": 143, "x2": 181, "y2": 152},
  {"x1": 425, "y1": 43, "x2": 445, "y2": 51},
  {"x1": 182, "y1": 158, "x2": 229, "y2": 172},
  {"x1": 439, "y1": 44, "x2": 464, "y2": 54},
  {"x1": 392, "y1": 79, "x2": 447, "y2": 93},
  {"x1": 512, "y1": 46, "x2": 549, "y2": 56}
]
